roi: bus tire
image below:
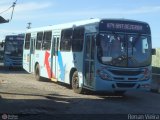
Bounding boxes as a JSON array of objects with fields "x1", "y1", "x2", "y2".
[
  {"x1": 72, "y1": 71, "x2": 83, "y2": 94},
  {"x1": 35, "y1": 64, "x2": 42, "y2": 81}
]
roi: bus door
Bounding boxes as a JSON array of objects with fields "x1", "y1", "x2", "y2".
[
  {"x1": 51, "y1": 36, "x2": 59, "y2": 80},
  {"x1": 84, "y1": 34, "x2": 96, "y2": 88},
  {"x1": 29, "y1": 37, "x2": 35, "y2": 73}
]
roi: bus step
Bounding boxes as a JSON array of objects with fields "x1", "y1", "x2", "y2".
[{"x1": 51, "y1": 78, "x2": 58, "y2": 82}]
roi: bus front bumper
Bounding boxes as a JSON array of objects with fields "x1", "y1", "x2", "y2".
[{"x1": 94, "y1": 78, "x2": 151, "y2": 92}]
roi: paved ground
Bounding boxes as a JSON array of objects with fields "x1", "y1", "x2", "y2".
[{"x1": 0, "y1": 67, "x2": 160, "y2": 120}]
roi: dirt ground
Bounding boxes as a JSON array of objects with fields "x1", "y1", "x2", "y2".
[{"x1": 0, "y1": 67, "x2": 160, "y2": 120}]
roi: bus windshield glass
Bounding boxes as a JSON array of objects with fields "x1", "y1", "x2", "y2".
[
  {"x1": 98, "y1": 33, "x2": 151, "y2": 67},
  {"x1": 5, "y1": 40, "x2": 23, "y2": 57}
]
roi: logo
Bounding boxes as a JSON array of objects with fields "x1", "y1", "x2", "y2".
[
  {"x1": 1, "y1": 114, "x2": 18, "y2": 120},
  {"x1": 2, "y1": 114, "x2": 8, "y2": 120}
]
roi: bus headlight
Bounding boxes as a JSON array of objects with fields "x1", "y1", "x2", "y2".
[
  {"x1": 97, "y1": 70, "x2": 112, "y2": 80},
  {"x1": 140, "y1": 68, "x2": 151, "y2": 81}
]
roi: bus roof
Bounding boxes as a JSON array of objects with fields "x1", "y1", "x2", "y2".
[
  {"x1": 5, "y1": 34, "x2": 25, "y2": 37},
  {"x1": 26, "y1": 18, "x2": 100, "y2": 32},
  {"x1": 26, "y1": 18, "x2": 150, "y2": 33}
]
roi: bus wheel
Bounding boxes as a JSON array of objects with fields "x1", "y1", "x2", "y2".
[
  {"x1": 72, "y1": 71, "x2": 83, "y2": 94},
  {"x1": 35, "y1": 64, "x2": 42, "y2": 81}
]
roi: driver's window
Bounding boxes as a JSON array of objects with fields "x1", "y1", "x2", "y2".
[{"x1": 142, "y1": 37, "x2": 149, "y2": 53}]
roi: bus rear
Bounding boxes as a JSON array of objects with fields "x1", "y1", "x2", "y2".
[
  {"x1": 4, "y1": 34, "x2": 24, "y2": 68},
  {"x1": 95, "y1": 19, "x2": 152, "y2": 93}
]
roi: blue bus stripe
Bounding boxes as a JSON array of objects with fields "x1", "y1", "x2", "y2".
[{"x1": 58, "y1": 51, "x2": 66, "y2": 81}]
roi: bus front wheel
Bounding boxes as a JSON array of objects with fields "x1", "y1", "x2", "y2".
[{"x1": 72, "y1": 71, "x2": 83, "y2": 94}]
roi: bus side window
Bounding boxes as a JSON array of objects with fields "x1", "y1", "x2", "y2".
[
  {"x1": 72, "y1": 27, "x2": 84, "y2": 52},
  {"x1": 36, "y1": 32, "x2": 43, "y2": 50},
  {"x1": 24, "y1": 33, "x2": 31, "y2": 49},
  {"x1": 60, "y1": 28, "x2": 72, "y2": 51},
  {"x1": 42, "y1": 31, "x2": 52, "y2": 50}
]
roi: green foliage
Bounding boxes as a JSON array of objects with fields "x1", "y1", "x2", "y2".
[{"x1": 152, "y1": 48, "x2": 160, "y2": 67}]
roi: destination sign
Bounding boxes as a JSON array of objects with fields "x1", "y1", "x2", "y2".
[
  {"x1": 106, "y1": 23, "x2": 143, "y2": 31},
  {"x1": 99, "y1": 20, "x2": 150, "y2": 34},
  {"x1": 6, "y1": 36, "x2": 24, "y2": 41}
]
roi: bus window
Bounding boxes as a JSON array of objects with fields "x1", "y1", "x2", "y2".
[
  {"x1": 130, "y1": 35, "x2": 151, "y2": 67},
  {"x1": 60, "y1": 28, "x2": 72, "y2": 51},
  {"x1": 72, "y1": 27, "x2": 84, "y2": 52},
  {"x1": 24, "y1": 33, "x2": 31, "y2": 49},
  {"x1": 42, "y1": 31, "x2": 52, "y2": 50},
  {"x1": 36, "y1": 32, "x2": 43, "y2": 50},
  {"x1": 142, "y1": 37, "x2": 149, "y2": 53}
]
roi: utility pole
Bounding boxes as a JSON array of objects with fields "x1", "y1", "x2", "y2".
[
  {"x1": 10, "y1": 0, "x2": 17, "y2": 21},
  {"x1": 27, "y1": 22, "x2": 31, "y2": 29}
]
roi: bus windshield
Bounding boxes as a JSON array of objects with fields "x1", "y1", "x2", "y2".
[
  {"x1": 5, "y1": 40, "x2": 23, "y2": 57},
  {"x1": 98, "y1": 33, "x2": 151, "y2": 67}
]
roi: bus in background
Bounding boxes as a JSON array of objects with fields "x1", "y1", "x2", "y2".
[
  {"x1": 0, "y1": 41, "x2": 4, "y2": 63},
  {"x1": 23, "y1": 18, "x2": 154, "y2": 94},
  {"x1": 3, "y1": 34, "x2": 24, "y2": 68}
]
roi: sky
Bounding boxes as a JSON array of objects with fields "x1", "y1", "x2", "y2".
[{"x1": 0, "y1": 0, "x2": 160, "y2": 48}]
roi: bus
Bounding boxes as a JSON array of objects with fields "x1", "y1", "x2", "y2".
[
  {"x1": 3, "y1": 34, "x2": 24, "y2": 68},
  {"x1": 0, "y1": 41, "x2": 4, "y2": 62},
  {"x1": 23, "y1": 18, "x2": 153, "y2": 94}
]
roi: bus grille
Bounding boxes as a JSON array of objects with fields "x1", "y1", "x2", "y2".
[{"x1": 109, "y1": 70, "x2": 142, "y2": 76}]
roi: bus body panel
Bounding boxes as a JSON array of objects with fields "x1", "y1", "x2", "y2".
[
  {"x1": 35, "y1": 50, "x2": 50, "y2": 78},
  {"x1": 23, "y1": 50, "x2": 30, "y2": 72}
]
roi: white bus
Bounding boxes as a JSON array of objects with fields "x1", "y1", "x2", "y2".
[{"x1": 23, "y1": 18, "x2": 153, "y2": 94}]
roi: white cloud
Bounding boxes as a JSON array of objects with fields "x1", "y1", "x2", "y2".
[
  {"x1": 2, "y1": 0, "x2": 159, "y2": 22},
  {"x1": 12, "y1": 5, "x2": 160, "y2": 21},
  {"x1": 65, "y1": 6, "x2": 160, "y2": 16},
  {"x1": 121, "y1": 6, "x2": 160, "y2": 14},
  {"x1": 0, "y1": 0, "x2": 13, "y2": 5},
  {"x1": 14, "y1": 2, "x2": 53, "y2": 13},
  {"x1": 29, "y1": 6, "x2": 160, "y2": 20},
  {"x1": 0, "y1": 1, "x2": 53, "y2": 17},
  {"x1": 0, "y1": 1, "x2": 54, "y2": 23}
]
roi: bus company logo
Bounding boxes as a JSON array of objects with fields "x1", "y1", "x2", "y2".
[{"x1": 2, "y1": 114, "x2": 8, "y2": 120}]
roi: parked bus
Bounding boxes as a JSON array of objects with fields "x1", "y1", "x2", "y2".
[
  {"x1": 0, "y1": 41, "x2": 4, "y2": 62},
  {"x1": 3, "y1": 34, "x2": 24, "y2": 68},
  {"x1": 23, "y1": 18, "x2": 153, "y2": 94}
]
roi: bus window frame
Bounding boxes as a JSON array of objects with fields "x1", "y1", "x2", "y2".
[
  {"x1": 42, "y1": 31, "x2": 52, "y2": 50},
  {"x1": 36, "y1": 32, "x2": 43, "y2": 50},
  {"x1": 24, "y1": 33, "x2": 31, "y2": 50},
  {"x1": 60, "y1": 28, "x2": 72, "y2": 51}
]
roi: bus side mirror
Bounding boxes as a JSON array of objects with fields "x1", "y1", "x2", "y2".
[
  {"x1": 0, "y1": 41, "x2": 4, "y2": 47},
  {"x1": 152, "y1": 48, "x2": 156, "y2": 55},
  {"x1": 96, "y1": 34, "x2": 100, "y2": 46}
]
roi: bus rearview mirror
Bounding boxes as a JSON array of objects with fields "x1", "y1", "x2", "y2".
[
  {"x1": 152, "y1": 48, "x2": 156, "y2": 55},
  {"x1": 0, "y1": 41, "x2": 4, "y2": 47}
]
